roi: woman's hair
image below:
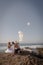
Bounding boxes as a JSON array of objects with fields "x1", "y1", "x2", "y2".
[{"x1": 8, "y1": 42, "x2": 11, "y2": 48}]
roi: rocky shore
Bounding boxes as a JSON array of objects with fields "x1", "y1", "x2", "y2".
[{"x1": 0, "y1": 48, "x2": 43, "y2": 65}]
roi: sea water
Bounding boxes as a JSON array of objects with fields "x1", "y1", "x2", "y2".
[{"x1": 0, "y1": 43, "x2": 43, "y2": 52}]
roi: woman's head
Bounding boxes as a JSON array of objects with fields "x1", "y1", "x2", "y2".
[
  {"x1": 8, "y1": 42, "x2": 11, "y2": 48},
  {"x1": 8, "y1": 42, "x2": 11, "y2": 45}
]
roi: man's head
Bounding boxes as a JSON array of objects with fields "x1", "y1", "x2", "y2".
[{"x1": 12, "y1": 41, "x2": 15, "y2": 45}]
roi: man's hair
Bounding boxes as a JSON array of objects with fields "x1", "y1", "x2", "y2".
[{"x1": 12, "y1": 41, "x2": 15, "y2": 44}]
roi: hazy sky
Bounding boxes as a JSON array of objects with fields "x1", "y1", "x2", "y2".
[{"x1": 0, "y1": 0, "x2": 43, "y2": 43}]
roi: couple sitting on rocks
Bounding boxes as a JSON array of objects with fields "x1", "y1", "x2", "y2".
[{"x1": 5, "y1": 41, "x2": 21, "y2": 54}]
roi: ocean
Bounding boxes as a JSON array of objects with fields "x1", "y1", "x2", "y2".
[{"x1": 0, "y1": 43, "x2": 43, "y2": 52}]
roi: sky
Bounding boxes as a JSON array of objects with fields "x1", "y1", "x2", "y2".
[{"x1": 0, "y1": 0, "x2": 43, "y2": 43}]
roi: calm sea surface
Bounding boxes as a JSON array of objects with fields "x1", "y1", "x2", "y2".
[{"x1": 0, "y1": 43, "x2": 43, "y2": 52}]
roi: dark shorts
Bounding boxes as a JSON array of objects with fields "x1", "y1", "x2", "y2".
[{"x1": 15, "y1": 48, "x2": 20, "y2": 53}]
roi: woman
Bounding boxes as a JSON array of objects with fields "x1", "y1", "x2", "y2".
[{"x1": 5, "y1": 42, "x2": 13, "y2": 53}]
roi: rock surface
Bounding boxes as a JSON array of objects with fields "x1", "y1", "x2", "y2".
[{"x1": 0, "y1": 48, "x2": 43, "y2": 65}]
